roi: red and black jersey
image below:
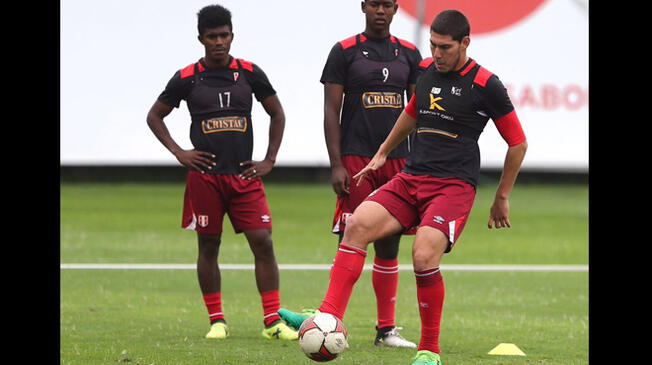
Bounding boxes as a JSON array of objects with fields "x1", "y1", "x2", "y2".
[
  {"x1": 404, "y1": 58, "x2": 525, "y2": 187},
  {"x1": 158, "y1": 57, "x2": 276, "y2": 174},
  {"x1": 321, "y1": 33, "x2": 422, "y2": 158}
]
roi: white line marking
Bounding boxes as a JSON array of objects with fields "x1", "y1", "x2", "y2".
[{"x1": 60, "y1": 263, "x2": 588, "y2": 272}]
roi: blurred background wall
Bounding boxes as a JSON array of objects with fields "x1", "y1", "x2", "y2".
[{"x1": 60, "y1": 0, "x2": 588, "y2": 183}]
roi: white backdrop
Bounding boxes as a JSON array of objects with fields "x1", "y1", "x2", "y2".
[{"x1": 60, "y1": 0, "x2": 588, "y2": 171}]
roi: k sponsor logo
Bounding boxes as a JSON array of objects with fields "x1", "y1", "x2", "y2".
[{"x1": 429, "y1": 95, "x2": 445, "y2": 111}]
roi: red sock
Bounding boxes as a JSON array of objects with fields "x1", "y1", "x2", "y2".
[
  {"x1": 202, "y1": 292, "x2": 225, "y2": 324},
  {"x1": 415, "y1": 268, "x2": 444, "y2": 354},
  {"x1": 260, "y1": 290, "x2": 282, "y2": 326},
  {"x1": 372, "y1": 256, "x2": 399, "y2": 329},
  {"x1": 318, "y1": 244, "x2": 367, "y2": 320}
]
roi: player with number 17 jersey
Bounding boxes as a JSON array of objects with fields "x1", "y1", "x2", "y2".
[{"x1": 158, "y1": 57, "x2": 276, "y2": 175}]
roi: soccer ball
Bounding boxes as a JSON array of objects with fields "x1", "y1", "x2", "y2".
[{"x1": 298, "y1": 313, "x2": 348, "y2": 362}]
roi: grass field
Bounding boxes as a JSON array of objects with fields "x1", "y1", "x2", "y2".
[{"x1": 60, "y1": 182, "x2": 588, "y2": 364}]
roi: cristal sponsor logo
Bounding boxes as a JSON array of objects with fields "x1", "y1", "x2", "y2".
[
  {"x1": 201, "y1": 116, "x2": 248, "y2": 134},
  {"x1": 362, "y1": 92, "x2": 403, "y2": 109}
]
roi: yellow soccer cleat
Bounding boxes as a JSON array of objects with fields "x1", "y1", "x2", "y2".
[
  {"x1": 205, "y1": 321, "x2": 229, "y2": 339},
  {"x1": 261, "y1": 321, "x2": 299, "y2": 340}
]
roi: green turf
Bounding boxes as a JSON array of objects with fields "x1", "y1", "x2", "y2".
[
  {"x1": 60, "y1": 269, "x2": 587, "y2": 364},
  {"x1": 60, "y1": 183, "x2": 587, "y2": 265},
  {"x1": 60, "y1": 182, "x2": 588, "y2": 364}
]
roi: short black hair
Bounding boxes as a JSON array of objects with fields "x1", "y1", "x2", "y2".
[
  {"x1": 197, "y1": 4, "x2": 232, "y2": 35},
  {"x1": 430, "y1": 10, "x2": 470, "y2": 42}
]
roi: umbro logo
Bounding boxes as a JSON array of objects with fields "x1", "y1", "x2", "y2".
[
  {"x1": 433, "y1": 216, "x2": 445, "y2": 224},
  {"x1": 451, "y1": 86, "x2": 462, "y2": 96},
  {"x1": 261, "y1": 215, "x2": 271, "y2": 223}
]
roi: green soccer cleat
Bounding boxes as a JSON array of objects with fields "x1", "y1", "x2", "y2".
[
  {"x1": 205, "y1": 321, "x2": 229, "y2": 339},
  {"x1": 277, "y1": 308, "x2": 320, "y2": 330},
  {"x1": 411, "y1": 350, "x2": 442, "y2": 365},
  {"x1": 261, "y1": 320, "x2": 299, "y2": 340}
]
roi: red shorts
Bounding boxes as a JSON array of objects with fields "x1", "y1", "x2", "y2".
[
  {"x1": 332, "y1": 155, "x2": 406, "y2": 234},
  {"x1": 365, "y1": 172, "x2": 476, "y2": 252},
  {"x1": 181, "y1": 171, "x2": 272, "y2": 235}
]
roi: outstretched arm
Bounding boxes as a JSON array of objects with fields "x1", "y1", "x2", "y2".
[{"x1": 352, "y1": 110, "x2": 416, "y2": 184}]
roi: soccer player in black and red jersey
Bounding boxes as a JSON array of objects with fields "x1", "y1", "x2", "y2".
[
  {"x1": 279, "y1": 0, "x2": 421, "y2": 348},
  {"x1": 285, "y1": 10, "x2": 527, "y2": 365},
  {"x1": 146, "y1": 4, "x2": 297, "y2": 341}
]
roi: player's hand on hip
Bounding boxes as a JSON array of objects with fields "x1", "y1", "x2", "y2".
[
  {"x1": 352, "y1": 155, "x2": 386, "y2": 187},
  {"x1": 239, "y1": 159, "x2": 273, "y2": 180},
  {"x1": 487, "y1": 197, "x2": 511, "y2": 229},
  {"x1": 174, "y1": 149, "x2": 216, "y2": 174},
  {"x1": 331, "y1": 165, "x2": 350, "y2": 195}
]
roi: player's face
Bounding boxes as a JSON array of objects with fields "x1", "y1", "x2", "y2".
[
  {"x1": 362, "y1": 0, "x2": 397, "y2": 33},
  {"x1": 430, "y1": 31, "x2": 469, "y2": 73},
  {"x1": 199, "y1": 25, "x2": 234, "y2": 64}
]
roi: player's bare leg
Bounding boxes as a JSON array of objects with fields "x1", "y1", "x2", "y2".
[
  {"x1": 410, "y1": 226, "x2": 448, "y2": 364},
  {"x1": 197, "y1": 233, "x2": 229, "y2": 339},
  {"x1": 244, "y1": 229, "x2": 298, "y2": 340},
  {"x1": 197, "y1": 233, "x2": 223, "y2": 295},
  {"x1": 343, "y1": 201, "x2": 404, "y2": 249},
  {"x1": 244, "y1": 229, "x2": 279, "y2": 293}
]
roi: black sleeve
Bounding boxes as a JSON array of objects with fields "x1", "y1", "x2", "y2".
[
  {"x1": 406, "y1": 48, "x2": 424, "y2": 85},
  {"x1": 245, "y1": 63, "x2": 276, "y2": 101},
  {"x1": 477, "y1": 75, "x2": 515, "y2": 120},
  {"x1": 320, "y1": 43, "x2": 348, "y2": 85},
  {"x1": 157, "y1": 70, "x2": 192, "y2": 108}
]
